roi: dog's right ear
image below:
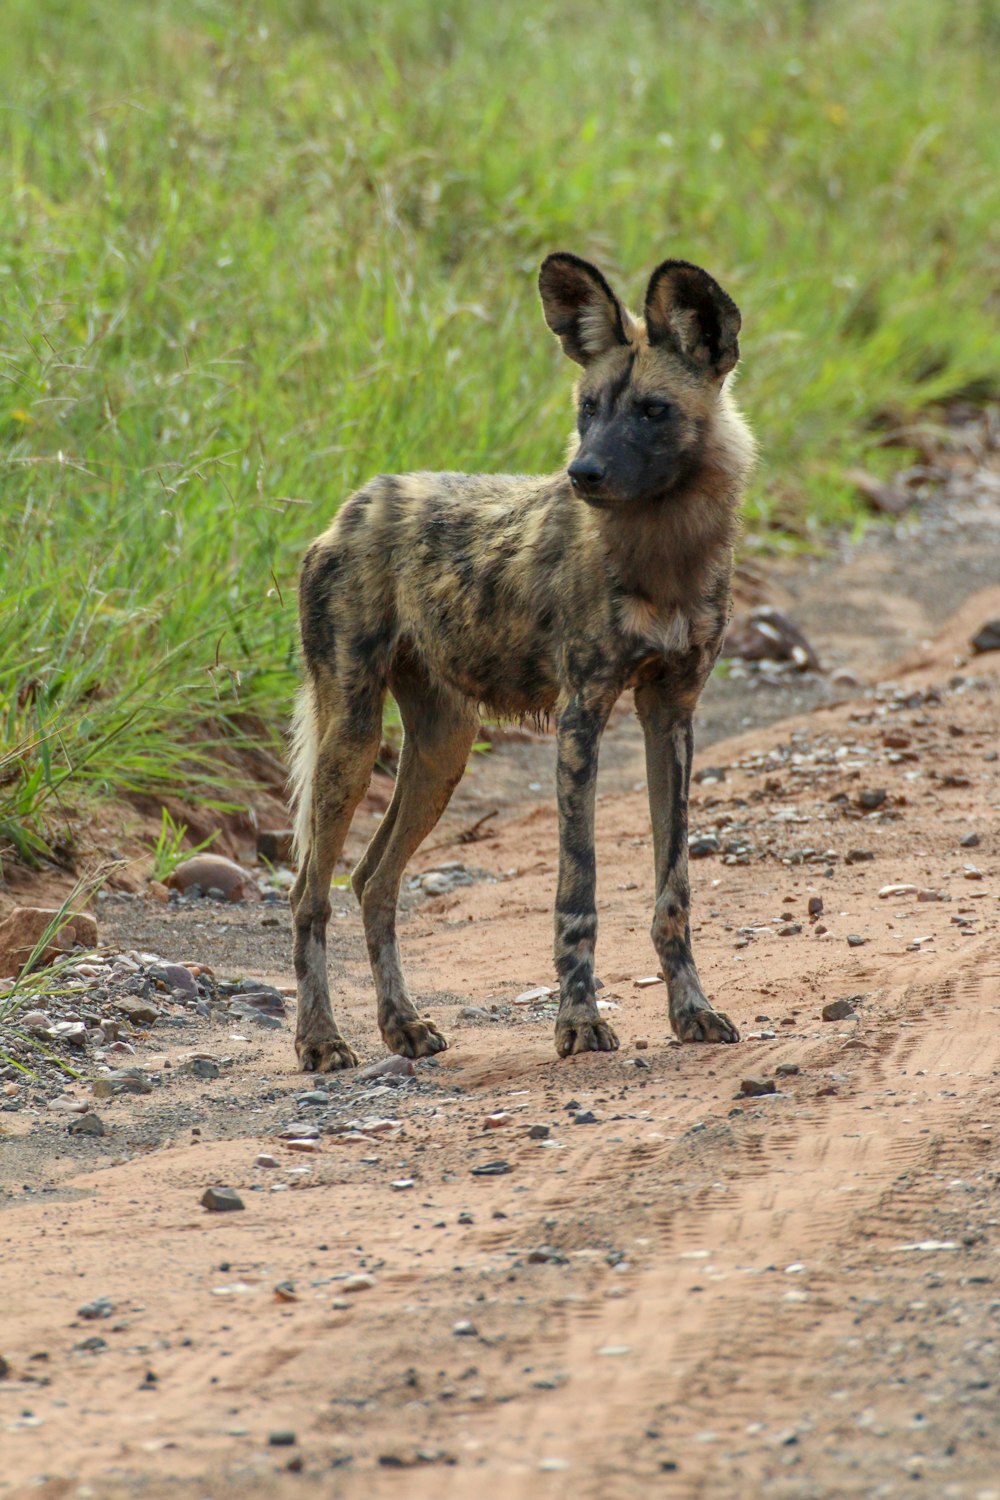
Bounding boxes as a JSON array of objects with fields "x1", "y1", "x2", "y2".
[{"x1": 538, "y1": 253, "x2": 631, "y2": 366}]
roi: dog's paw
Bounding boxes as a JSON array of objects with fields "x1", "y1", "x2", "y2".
[
  {"x1": 554, "y1": 1017, "x2": 620, "y2": 1058},
  {"x1": 382, "y1": 1015, "x2": 449, "y2": 1060},
  {"x1": 671, "y1": 1002, "x2": 739, "y2": 1044},
  {"x1": 295, "y1": 1033, "x2": 359, "y2": 1072}
]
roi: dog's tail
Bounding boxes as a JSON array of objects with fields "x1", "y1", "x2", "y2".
[{"x1": 289, "y1": 680, "x2": 317, "y2": 867}]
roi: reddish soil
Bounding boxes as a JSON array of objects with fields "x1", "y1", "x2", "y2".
[{"x1": 1, "y1": 581, "x2": 998, "y2": 1500}]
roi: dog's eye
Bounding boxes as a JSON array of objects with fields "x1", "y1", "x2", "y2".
[
  {"x1": 641, "y1": 400, "x2": 671, "y2": 421},
  {"x1": 579, "y1": 397, "x2": 597, "y2": 421}
]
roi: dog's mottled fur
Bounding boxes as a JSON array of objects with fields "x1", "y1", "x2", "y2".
[{"x1": 290, "y1": 253, "x2": 755, "y2": 1071}]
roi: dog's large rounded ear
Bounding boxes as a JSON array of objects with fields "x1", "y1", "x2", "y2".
[
  {"x1": 538, "y1": 253, "x2": 630, "y2": 366},
  {"x1": 644, "y1": 260, "x2": 741, "y2": 379}
]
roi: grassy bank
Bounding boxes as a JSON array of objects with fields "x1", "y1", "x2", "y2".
[{"x1": 1, "y1": 0, "x2": 998, "y2": 862}]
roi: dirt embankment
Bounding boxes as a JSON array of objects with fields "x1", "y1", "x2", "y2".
[{"x1": 1, "y1": 571, "x2": 998, "y2": 1500}]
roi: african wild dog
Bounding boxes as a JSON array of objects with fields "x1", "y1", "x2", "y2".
[{"x1": 289, "y1": 253, "x2": 755, "y2": 1071}]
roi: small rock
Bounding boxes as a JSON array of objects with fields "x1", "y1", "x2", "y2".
[
  {"x1": 184, "y1": 1057, "x2": 220, "y2": 1080},
  {"x1": 916, "y1": 889, "x2": 947, "y2": 903},
  {"x1": 634, "y1": 975, "x2": 664, "y2": 989},
  {"x1": 73, "y1": 1336, "x2": 108, "y2": 1353},
  {"x1": 527, "y1": 1124, "x2": 550, "y2": 1140},
  {"x1": 484, "y1": 1111, "x2": 511, "y2": 1130},
  {"x1": 0, "y1": 906, "x2": 99, "y2": 980},
  {"x1": 278, "y1": 1122, "x2": 320, "y2": 1140},
  {"x1": 268, "y1": 1430, "x2": 297, "y2": 1447},
  {"x1": 19, "y1": 1010, "x2": 53, "y2": 1031},
  {"x1": 357, "y1": 1055, "x2": 416, "y2": 1081},
  {"x1": 114, "y1": 997, "x2": 160, "y2": 1027},
  {"x1": 459, "y1": 1006, "x2": 490, "y2": 1021},
  {"x1": 470, "y1": 1160, "x2": 512, "y2": 1177},
  {"x1": 634, "y1": 1037, "x2": 649, "y2": 1050},
  {"x1": 822, "y1": 999, "x2": 856, "y2": 1022},
  {"x1": 92, "y1": 1069, "x2": 153, "y2": 1099},
  {"x1": 452, "y1": 1320, "x2": 478, "y2": 1337},
  {"x1": 689, "y1": 835, "x2": 721, "y2": 858},
  {"x1": 857, "y1": 788, "x2": 887, "y2": 811},
  {"x1": 970, "y1": 620, "x2": 1000, "y2": 654},
  {"x1": 229, "y1": 1000, "x2": 282, "y2": 1029},
  {"x1": 807, "y1": 897, "x2": 823, "y2": 917},
  {"x1": 343, "y1": 1274, "x2": 377, "y2": 1293},
  {"x1": 285, "y1": 1139, "x2": 321, "y2": 1154},
  {"x1": 846, "y1": 934, "x2": 866, "y2": 947},
  {"x1": 255, "y1": 1153, "x2": 280, "y2": 1169},
  {"x1": 960, "y1": 832, "x2": 981, "y2": 849},
  {"x1": 878, "y1": 884, "x2": 918, "y2": 899},
  {"x1": 274, "y1": 1281, "x2": 297, "y2": 1302},
  {"x1": 201, "y1": 1187, "x2": 245, "y2": 1212},
  {"x1": 573, "y1": 1110, "x2": 599, "y2": 1125},
  {"x1": 775, "y1": 1063, "x2": 800, "y2": 1077},
  {"x1": 392, "y1": 1178, "x2": 415, "y2": 1191},
  {"x1": 528, "y1": 1246, "x2": 568, "y2": 1264},
  {"x1": 233, "y1": 986, "x2": 286, "y2": 1018},
  {"x1": 723, "y1": 607, "x2": 820, "y2": 670},
  {"x1": 68, "y1": 1112, "x2": 106, "y2": 1138},
  {"x1": 739, "y1": 1077, "x2": 775, "y2": 1097},
  {"x1": 161, "y1": 963, "x2": 197, "y2": 996},
  {"x1": 778, "y1": 923, "x2": 801, "y2": 937},
  {"x1": 50, "y1": 1096, "x2": 90, "y2": 1114},
  {"x1": 78, "y1": 1297, "x2": 114, "y2": 1320},
  {"x1": 167, "y1": 854, "x2": 251, "y2": 901},
  {"x1": 515, "y1": 985, "x2": 553, "y2": 1004},
  {"x1": 845, "y1": 849, "x2": 875, "y2": 865}
]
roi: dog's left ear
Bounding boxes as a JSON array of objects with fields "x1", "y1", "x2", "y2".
[{"x1": 644, "y1": 260, "x2": 741, "y2": 380}]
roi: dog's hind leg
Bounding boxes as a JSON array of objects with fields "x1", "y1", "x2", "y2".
[
  {"x1": 357, "y1": 668, "x2": 478, "y2": 1059},
  {"x1": 290, "y1": 674, "x2": 384, "y2": 1071}
]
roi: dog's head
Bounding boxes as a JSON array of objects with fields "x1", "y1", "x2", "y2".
[{"x1": 538, "y1": 253, "x2": 742, "y2": 511}]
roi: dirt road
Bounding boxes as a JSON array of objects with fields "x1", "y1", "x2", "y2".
[{"x1": 2, "y1": 565, "x2": 998, "y2": 1498}]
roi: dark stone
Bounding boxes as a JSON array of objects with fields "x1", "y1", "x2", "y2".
[
  {"x1": 739, "y1": 1077, "x2": 776, "y2": 1097},
  {"x1": 970, "y1": 620, "x2": 1000, "y2": 654},
  {"x1": 689, "y1": 835, "x2": 721, "y2": 858},
  {"x1": 201, "y1": 1186, "x2": 245, "y2": 1212},
  {"x1": 822, "y1": 998, "x2": 856, "y2": 1022}
]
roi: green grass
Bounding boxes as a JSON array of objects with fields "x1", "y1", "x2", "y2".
[{"x1": 1, "y1": 0, "x2": 998, "y2": 861}]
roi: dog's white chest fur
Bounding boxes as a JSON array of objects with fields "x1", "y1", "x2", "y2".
[{"x1": 618, "y1": 596, "x2": 692, "y2": 656}]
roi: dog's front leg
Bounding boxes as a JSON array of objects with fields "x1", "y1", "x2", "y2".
[
  {"x1": 552, "y1": 692, "x2": 619, "y2": 1058},
  {"x1": 635, "y1": 679, "x2": 739, "y2": 1044}
]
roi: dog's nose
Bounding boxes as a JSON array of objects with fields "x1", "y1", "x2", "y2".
[{"x1": 567, "y1": 457, "x2": 607, "y2": 494}]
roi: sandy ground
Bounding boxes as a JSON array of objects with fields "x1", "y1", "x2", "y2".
[{"x1": 2, "y1": 560, "x2": 999, "y2": 1499}]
